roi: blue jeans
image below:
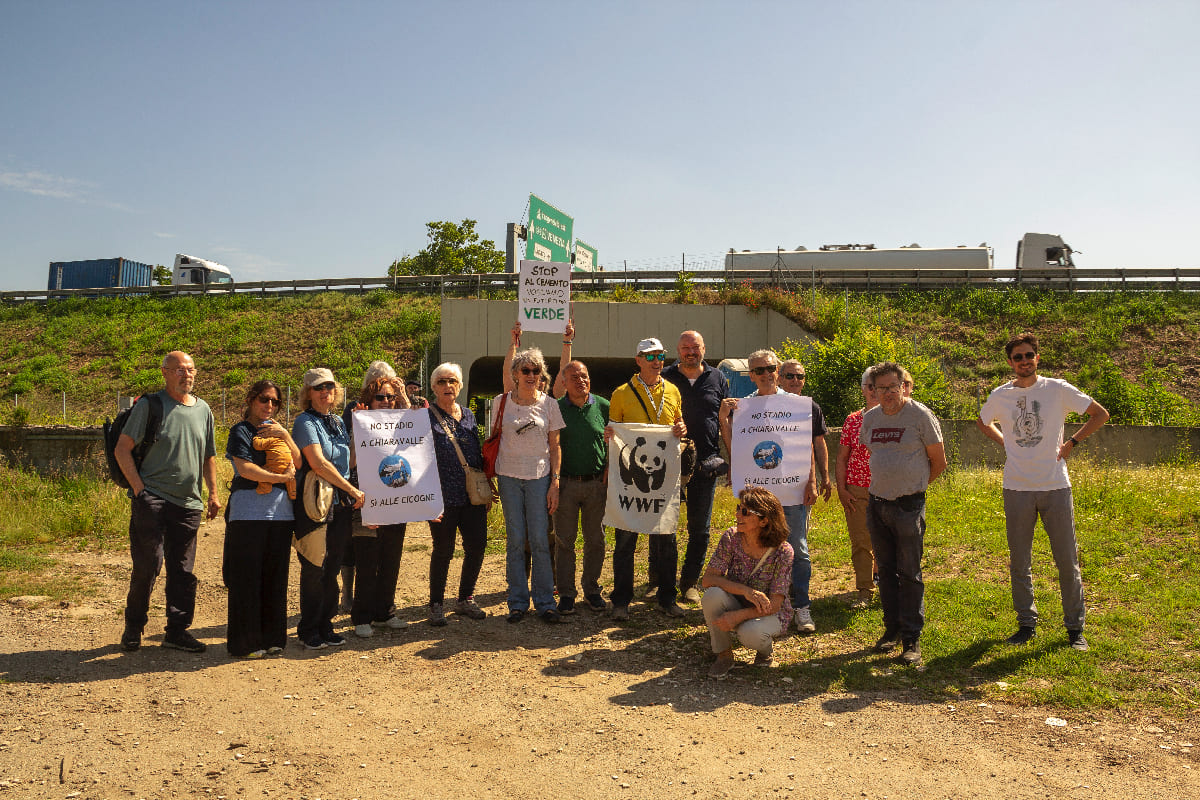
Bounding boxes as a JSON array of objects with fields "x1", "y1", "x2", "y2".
[
  {"x1": 677, "y1": 472, "x2": 718, "y2": 591},
  {"x1": 783, "y1": 504, "x2": 811, "y2": 609},
  {"x1": 498, "y1": 474, "x2": 555, "y2": 613},
  {"x1": 867, "y1": 493, "x2": 927, "y2": 642}
]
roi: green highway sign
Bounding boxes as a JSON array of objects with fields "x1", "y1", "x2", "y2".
[
  {"x1": 525, "y1": 194, "x2": 574, "y2": 264},
  {"x1": 573, "y1": 240, "x2": 598, "y2": 272}
]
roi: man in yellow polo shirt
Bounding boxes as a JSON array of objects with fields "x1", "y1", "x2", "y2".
[{"x1": 607, "y1": 337, "x2": 687, "y2": 620}]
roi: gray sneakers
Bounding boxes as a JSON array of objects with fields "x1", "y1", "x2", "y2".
[{"x1": 793, "y1": 606, "x2": 816, "y2": 633}]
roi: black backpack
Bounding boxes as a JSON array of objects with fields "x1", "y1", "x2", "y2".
[{"x1": 103, "y1": 393, "x2": 164, "y2": 489}]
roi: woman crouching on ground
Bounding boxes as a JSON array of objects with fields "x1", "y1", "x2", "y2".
[
  {"x1": 426, "y1": 362, "x2": 489, "y2": 626},
  {"x1": 701, "y1": 486, "x2": 794, "y2": 678},
  {"x1": 223, "y1": 380, "x2": 300, "y2": 658}
]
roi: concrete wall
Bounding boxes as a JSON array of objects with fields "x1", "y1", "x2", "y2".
[
  {"x1": 441, "y1": 298, "x2": 814, "y2": 398},
  {"x1": 0, "y1": 426, "x2": 106, "y2": 477}
]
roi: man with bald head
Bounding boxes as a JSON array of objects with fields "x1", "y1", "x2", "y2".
[
  {"x1": 663, "y1": 330, "x2": 729, "y2": 603},
  {"x1": 115, "y1": 351, "x2": 220, "y2": 654}
]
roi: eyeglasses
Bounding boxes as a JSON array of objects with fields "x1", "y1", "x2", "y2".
[
  {"x1": 435, "y1": 378, "x2": 459, "y2": 386},
  {"x1": 875, "y1": 383, "x2": 902, "y2": 394},
  {"x1": 374, "y1": 394, "x2": 396, "y2": 402},
  {"x1": 170, "y1": 367, "x2": 197, "y2": 375},
  {"x1": 736, "y1": 504, "x2": 765, "y2": 518},
  {"x1": 1010, "y1": 352, "x2": 1037, "y2": 362},
  {"x1": 519, "y1": 366, "x2": 542, "y2": 375},
  {"x1": 256, "y1": 395, "x2": 281, "y2": 407},
  {"x1": 782, "y1": 372, "x2": 805, "y2": 381},
  {"x1": 313, "y1": 382, "x2": 337, "y2": 392},
  {"x1": 751, "y1": 364, "x2": 778, "y2": 376},
  {"x1": 640, "y1": 352, "x2": 667, "y2": 362}
]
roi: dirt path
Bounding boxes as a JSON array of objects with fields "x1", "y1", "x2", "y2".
[{"x1": 1, "y1": 520, "x2": 1196, "y2": 799}]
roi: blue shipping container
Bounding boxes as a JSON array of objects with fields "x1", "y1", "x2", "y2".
[{"x1": 47, "y1": 258, "x2": 154, "y2": 290}]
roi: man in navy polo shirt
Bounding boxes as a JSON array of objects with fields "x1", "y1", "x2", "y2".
[
  {"x1": 554, "y1": 360, "x2": 610, "y2": 615},
  {"x1": 663, "y1": 330, "x2": 729, "y2": 604}
]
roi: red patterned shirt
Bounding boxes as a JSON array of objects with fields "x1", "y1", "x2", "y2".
[{"x1": 839, "y1": 408, "x2": 872, "y2": 488}]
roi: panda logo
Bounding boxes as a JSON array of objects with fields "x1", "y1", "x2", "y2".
[{"x1": 619, "y1": 436, "x2": 668, "y2": 493}]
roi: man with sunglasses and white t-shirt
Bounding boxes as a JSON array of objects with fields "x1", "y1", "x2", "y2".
[
  {"x1": 719, "y1": 349, "x2": 821, "y2": 634},
  {"x1": 977, "y1": 333, "x2": 1108, "y2": 652}
]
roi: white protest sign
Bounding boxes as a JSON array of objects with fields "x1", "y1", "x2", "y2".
[
  {"x1": 352, "y1": 409, "x2": 443, "y2": 525},
  {"x1": 729, "y1": 393, "x2": 813, "y2": 506},
  {"x1": 517, "y1": 259, "x2": 571, "y2": 333},
  {"x1": 603, "y1": 422, "x2": 682, "y2": 535}
]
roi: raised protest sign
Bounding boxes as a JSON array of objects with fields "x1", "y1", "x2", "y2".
[
  {"x1": 351, "y1": 409, "x2": 443, "y2": 525},
  {"x1": 603, "y1": 422, "x2": 682, "y2": 535},
  {"x1": 517, "y1": 259, "x2": 571, "y2": 333},
  {"x1": 729, "y1": 393, "x2": 813, "y2": 506}
]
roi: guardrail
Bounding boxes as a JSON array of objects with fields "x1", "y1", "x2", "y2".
[{"x1": 6, "y1": 267, "x2": 1200, "y2": 302}]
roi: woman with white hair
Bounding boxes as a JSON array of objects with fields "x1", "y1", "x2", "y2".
[
  {"x1": 292, "y1": 368, "x2": 364, "y2": 650},
  {"x1": 425, "y1": 362, "x2": 489, "y2": 626},
  {"x1": 494, "y1": 347, "x2": 564, "y2": 624}
]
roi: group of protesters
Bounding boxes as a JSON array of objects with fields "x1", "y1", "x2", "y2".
[{"x1": 112, "y1": 325, "x2": 1107, "y2": 675}]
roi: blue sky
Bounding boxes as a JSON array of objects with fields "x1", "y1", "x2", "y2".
[{"x1": 2, "y1": 2, "x2": 1197, "y2": 288}]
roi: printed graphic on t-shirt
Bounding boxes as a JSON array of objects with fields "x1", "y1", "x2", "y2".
[
  {"x1": 870, "y1": 428, "x2": 904, "y2": 444},
  {"x1": 1011, "y1": 396, "x2": 1044, "y2": 448}
]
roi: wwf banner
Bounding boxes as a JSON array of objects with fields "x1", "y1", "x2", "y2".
[
  {"x1": 352, "y1": 409, "x2": 443, "y2": 525},
  {"x1": 729, "y1": 393, "x2": 813, "y2": 506},
  {"x1": 603, "y1": 422, "x2": 682, "y2": 535}
]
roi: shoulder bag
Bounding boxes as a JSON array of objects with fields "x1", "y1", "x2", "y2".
[
  {"x1": 433, "y1": 404, "x2": 496, "y2": 506},
  {"x1": 481, "y1": 392, "x2": 508, "y2": 480}
]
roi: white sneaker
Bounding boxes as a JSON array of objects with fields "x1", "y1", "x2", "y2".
[
  {"x1": 793, "y1": 606, "x2": 816, "y2": 633},
  {"x1": 379, "y1": 616, "x2": 409, "y2": 630},
  {"x1": 353, "y1": 623, "x2": 374, "y2": 638}
]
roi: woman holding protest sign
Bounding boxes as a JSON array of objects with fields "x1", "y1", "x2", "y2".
[
  {"x1": 426, "y1": 362, "x2": 490, "y2": 627},
  {"x1": 700, "y1": 486, "x2": 794, "y2": 678},
  {"x1": 494, "y1": 346, "x2": 565, "y2": 624},
  {"x1": 347, "y1": 375, "x2": 411, "y2": 638},
  {"x1": 223, "y1": 380, "x2": 300, "y2": 658},
  {"x1": 293, "y1": 368, "x2": 365, "y2": 651}
]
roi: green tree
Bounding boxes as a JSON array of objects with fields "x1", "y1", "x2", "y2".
[
  {"x1": 388, "y1": 219, "x2": 505, "y2": 276},
  {"x1": 152, "y1": 265, "x2": 172, "y2": 285}
]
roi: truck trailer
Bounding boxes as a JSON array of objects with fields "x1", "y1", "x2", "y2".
[
  {"x1": 47, "y1": 257, "x2": 153, "y2": 290},
  {"x1": 724, "y1": 233, "x2": 1074, "y2": 272}
]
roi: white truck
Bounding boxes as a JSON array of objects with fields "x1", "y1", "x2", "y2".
[
  {"x1": 724, "y1": 233, "x2": 1074, "y2": 271},
  {"x1": 173, "y1": 254, "x2": 234, "y2": 286}
]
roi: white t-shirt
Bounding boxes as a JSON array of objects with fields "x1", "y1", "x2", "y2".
[
  {"x1": 979, "y1": 377, "x2": 1093, "y2": 491},
  {"x1": 492, "y1": 392, "x2": 565, "y2": 480}
]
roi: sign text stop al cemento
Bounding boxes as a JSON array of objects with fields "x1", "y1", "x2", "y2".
[
  {"x1": 351, "y1": 409, "x2": 443, "y2": 525},
  {"x1": 517, "y1": 259, "x2": 571, "y2": 332}
]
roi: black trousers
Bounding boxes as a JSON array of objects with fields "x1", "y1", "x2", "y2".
[
  {"x1": 124, "y1": 491, "x2": 201, "y2": 635},
  {"x1": 297, "y1": 505, "x2": 353, "y2": 640},
  {"x1": 223, "y1": 519, "x2": 292, "y2": 656},
  {"x1": 351, "y1": 523, "x2": 407, "y2": 624},
  {"x1": 429, "y1": 504, "x2": 488, "y2": 606}
]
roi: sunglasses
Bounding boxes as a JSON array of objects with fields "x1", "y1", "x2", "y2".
[
  {"x1": 435, "y1": 378, "x2": 459, "y2": 386},
  {"x1": 313, "y1": 382, "x2": 337, "y2": 392},
  {"x1": 640, "y1": 352, "x2": 667, "y2": 362},
  {"x1": 782, "y1": 372, "x2": 806, "y2": 381},
  {"x1": 751, "y1": 364, "x2": 778, "y2": 376},
  {"x1": 736, "y1": 504, "x2": 765, "y2": 518},
  {"x1": 520, "y1": 366, "x2": 542, "y2": 375},
  {"x1": 256, "y1": 395, "x2": 281, "y2": 407},
  {"x1": 1010, "y1": 352, "x2": 1037, "y2": 362},
  {"x1": 374, "y1": 394, "x2": 396, "y2": 402}
]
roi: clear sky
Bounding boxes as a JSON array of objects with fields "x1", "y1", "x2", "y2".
[{"x1": 2, "y1": 2, "x2": 1197, "y2": 288}]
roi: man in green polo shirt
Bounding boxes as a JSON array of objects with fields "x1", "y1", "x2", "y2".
[{"x1": 554, "y1": 360, "x2": 610, "y2": 615}]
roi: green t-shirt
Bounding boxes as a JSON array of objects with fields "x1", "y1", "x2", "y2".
[
  {"x1": 123, "y1": 390, "x2": 216, "y2": 510},
  {"x1": 557, "y1": 393, "x2": 609, "y2": 477}
]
